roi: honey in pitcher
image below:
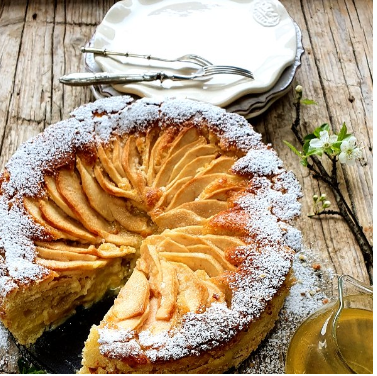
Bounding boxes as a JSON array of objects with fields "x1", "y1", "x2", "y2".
[{"x1": 285, "y1": 307, "x2": 373, "y2": 374}]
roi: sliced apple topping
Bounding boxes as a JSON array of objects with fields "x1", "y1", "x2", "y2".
[
  {"x1": 24, "y1": 197, "x2": 79, "y2": 241},
  {"x1": 112, "y1": 269, "x2": 150, "y2": 320},
  {"x1": 96, "y1": 142, "x2": 130, "y2": 188},
  {"x1": 167, "y1": 173, "x2": 228, "y2": 210},
  {"x1": 23, "y1": 121, "x2": 254, "y2": 338},
  {"x1": 162, "y1": 231, "x2": 203, "y2": 248},
  {"x1": 38, "y1": 199, "x2": 99, "y2": 243},
  {"x1": 167, "y1": 144, "x2": 219, "y2": 183},
  {"x1": 197, "y1": 156, "x2": 236, "y2": 176},
  {"x1": 194, "y1": 270, "x2": 226, "y2": 304},
  {"x1": 122, "y1": 135, "x2": 146, "y2": 195},
  {"x1": 168, "y1": 225, "x2": 204, "y2": 235},
  {"x1": 185, "y1": 244, "x2": 236, "y2": 271},
  {"x1": 139, "y1": 297, "x2": 176, "y2": 334},
  {"x1": 153, "y1": 138, "x2": 206, "y2": 188},
  {"x1": 175, "y1": 200, "x2": 228, "y2": 218},
  {"x1": 94, "y1": 164, "x2": 142, "y2": 204},
  {"x1": 76, "y1": 157, "x2": 115, "y2": 222},
  {"x1": 166, "y1": 154, "x2": 216, "y2": 188},
  {"x1": 36, "y1": 258, "x2": 108, "y2": 271},
  {"x1": 159, "y1": 252, "x2": 224, "y2": 277},
  {"x1": 36, "y1": 246, "x2": 98, "y2": 262},
  {"x1": 152, "y1": 176, "x2": 192, "y2": 212},
  {"x1": 44, "y1": 175, "x2": 79, "y2": 220},
  {"x1": 77, "y1": 157, "x2": 150, "y2": 234},
  {"x1": 154, "y1": 208, "x2": 205, "y2": 230},
  {"x1": 172, "y1": 262, "x2": 209, "y2": 314},
  {"x1": 116, "y1": 304, "x2": 150, "y2": 331},
  {"x1": 137, "y1": 244, "x2": 162, "y2": 296},
  {"x1": 200, "y1": 234, "x2": 245, "y2": 251},
  {"x1": 155, "y1": 260, "x2": 178, "y2": 320},
  {"x1": 147, "y1": 131, "x2": 174, "y2": 185},
  {"x1": 198, "y1": 175, "x2": 245, "y2": 201},
  {"x1": 57, "y1": 168, "x2": 113, "y2": 233},
  {"x1": 155, "y1": 238, "x2": 189, "y2": 253},
  {"x1": 111, "y1": 136, "x2": 126, "y2": 177},
  {"x1": 164, "y1": 126, "x2": 200, "y2": 160},
  {"x1": 96, "y1": 243, "x2": 136, "y2": 258},
  {"x1": 35, "y1": 241, "x2": 98, "y2": 256}
]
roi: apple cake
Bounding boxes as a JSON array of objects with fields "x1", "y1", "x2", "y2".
[{"x1": 0, "y1": 96, "x2": 302, "y2": 373}]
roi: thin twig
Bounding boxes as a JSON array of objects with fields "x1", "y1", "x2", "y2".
[
  {"x1": 291, "y1": 90, "x2": 373, "y2": 283},
  {"x1": 309, "y1": 210, "x2": 342, "y2": 217}
]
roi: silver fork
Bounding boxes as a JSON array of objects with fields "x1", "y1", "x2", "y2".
[
  {"x1": 60, "y1": 65, "x2": 254, "y2": 86},
  {"x1": 81, "y1": 47, "x2": 213, "y2": 67}
]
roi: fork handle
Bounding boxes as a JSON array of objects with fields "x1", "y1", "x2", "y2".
[
  {"x1": 59, "y1": 71, "x2": 194, "y2": 86},
  {"x1": 59, "y1": 72, "x2": 164, "y2": 86}
]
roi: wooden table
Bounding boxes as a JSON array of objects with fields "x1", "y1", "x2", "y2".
[{"x1": 0, "y1": 0, "x2": 372, "y2": 373}]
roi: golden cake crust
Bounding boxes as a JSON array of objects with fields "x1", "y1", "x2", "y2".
[{"x1": 0, "y1": 96, "x2": 302, "y2": 371}]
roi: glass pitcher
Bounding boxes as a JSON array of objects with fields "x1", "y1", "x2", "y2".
[{"x1": 285, "y1": 275, "x2": 373, "y2": 374}]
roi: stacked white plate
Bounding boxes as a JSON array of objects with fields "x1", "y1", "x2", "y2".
[{"x1": 84, "y1": 0, "x2": 304, "y2": 119}]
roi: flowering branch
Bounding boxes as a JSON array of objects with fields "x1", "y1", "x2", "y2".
[{"x1": 285, "y1": 86, "x2": 373, "y2": 282}]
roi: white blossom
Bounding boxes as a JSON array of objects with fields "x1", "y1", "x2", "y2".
[
  {"x1": 339, "y1": 136, "x2": 362, "y2": 165},
  {"x1": 309, "y1": 130, "x2": 338, "y2": 150}
]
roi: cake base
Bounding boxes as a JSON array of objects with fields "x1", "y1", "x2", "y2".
[
  {"x1": 79, "y1": 272, "x2": 293, "y2": 374},
  {"x1": 1, "y1": 259, "x2": 124, "y2": 346}
]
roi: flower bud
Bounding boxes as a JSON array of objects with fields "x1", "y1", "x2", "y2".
[
  {"x1": 312, "y1": 194, "x2": 319, "y2": 202},
  {"x1": 295, "y1": 85, "x2": 303, "y2": 93},
  {"x1": 319, "y1": 193, "x2": 327, "y2": 201},
  {"x1": 322, "y1": 201, "x2": 331, "y2": 208}
]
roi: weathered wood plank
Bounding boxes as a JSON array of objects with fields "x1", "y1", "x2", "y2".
[
  {"x1": 0, "y1": 0, "x2": 373, "y2": 373},
  {"x1": 0, "y1": 7, "x2": 52, "y2": 168},
  {"x1": 53, "y1": 24, "x2": 97, "y2": 121},
  {"x1": 55, "y1": 0, "x2": 117, "y2": 25},
  {"x1": 265, "y1": 0, "x2": 373, "y2": 285},
  {"x1": 0, "y1": 2, "x2": 27, "y2": 166}
]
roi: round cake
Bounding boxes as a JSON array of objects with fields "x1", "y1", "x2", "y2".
[{"x1": 0, "y1": 97, "x2": 302, "y2": 373}]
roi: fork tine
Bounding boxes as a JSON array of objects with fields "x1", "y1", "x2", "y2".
[
  {"x1": 204, "y1": 68, "x2": 252, "y2": 77},
  {"x1": 202, "y1": 65, "x2": 254, "y2": 79},
  {"x1": 203, "y1": 65, "x2": 253, "y2": 74},
  {"x1": 203, "y1": 66, "x2": 252, "y2": 75}
]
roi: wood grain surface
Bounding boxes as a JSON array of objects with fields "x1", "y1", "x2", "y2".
[{"x1": 0, "y1": 0, "x2": 372, "y2": 373}]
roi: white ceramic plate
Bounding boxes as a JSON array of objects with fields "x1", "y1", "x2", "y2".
[
  {"x1": 92, "y1": 0, "x2": 297, "y2": 107},
  {"x1": 84, "y1": 21, "x2": 303, "y2": 119}
]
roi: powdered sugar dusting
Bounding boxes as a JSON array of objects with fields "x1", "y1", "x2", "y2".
[
  {"x1": 71, "y1": 96, "x2": 133, "y2": 121},
  {"x1": 93, "y1": 98, "x2": 302, "y2": 362},
  {"x1": 236, "y1": 248, "x2": 334, "y2": 374},
  {"x1": 98, "y1": 328, "x2": 134, "y2": 343},
  {"x1": 233, "y1": 148, "x2": 283, "y2": 176},
  {"x1": 234, "y1": 176, "x2": 301, "y2": 246},
  {"x1": 0, "y1": 96, "x2": 302, "y2": 364},
  {"x1": 0, "y1": 322, "x2": 19, "y2": 373},
  {"x1": 279, "y1": 223, "x2": 303, "y2": 252},
  {"x1": 0, "y1": 199, "x2": 51, "y2": 293},
  {"x1": 159, "y1": 98, "x2": 263, "y2": 152},
  {"x1": 2, "y1": 118, "x2": 94, "y2": 199}
]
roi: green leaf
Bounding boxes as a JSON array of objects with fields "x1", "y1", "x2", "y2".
[
  {"x1": 303, "y1": 133, "x2": 317, "y2": 142},
  {"x1": 300, "y1": 158, "x2": 308, "y2": 167},
  {"x1": 283, "y1": 140, "x2": 303, "y2": 158},
  {"x1": 324, "y1": 147, "x2": 334, "y2": 156},
  {"x1": 18, "y1": 358, "x2": 46, "y2": 374},
  {"x1": 300, "y1": 98, "x2": 317, "y2": 105},
  {"x1": 306, "y1": 148, "x2": 323, "y2": 157},
  {"x1": 331, "y1": 141, "x2": 343, "y2": 152},
  {"x1": 337, "y1": 122, "x2": 348, "y2": 141},
  {"x1": 313, "y1": 123, "x2": 330, "y2": 137},
  {"x1": 303, "y1": 140, "x2": 311, "y2": 154},
  {"x1": 341, "y1": 134, "x2": 353, "y2": 141}
]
